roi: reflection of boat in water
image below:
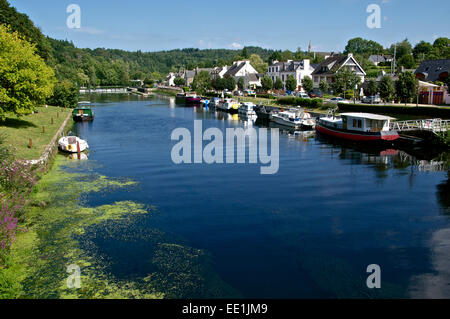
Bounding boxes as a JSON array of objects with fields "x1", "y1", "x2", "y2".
[
  {"x1": 58, "y1": 136, "x2": 89, "y2": 153},
  {"x1": 68, "y1": 153, "x2": 88, "y2": 161},
  {"x1": 316, "y1": 112, "x2": 399, "y2": 142}
]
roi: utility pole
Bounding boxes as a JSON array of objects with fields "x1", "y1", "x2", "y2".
[{"x1": 392, "y1": 44, "x2": 397, "y2": 75}]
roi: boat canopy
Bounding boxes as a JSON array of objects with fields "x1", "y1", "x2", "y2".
[{"x1": 340, "y1": 113, "x2": 396, "y2": 121}]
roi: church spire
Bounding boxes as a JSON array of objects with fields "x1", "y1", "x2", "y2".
[{"x1": 308, "y1": 40, "x2": 312, "y2": 54}]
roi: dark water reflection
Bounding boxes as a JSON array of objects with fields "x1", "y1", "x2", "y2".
[{"x1": 72, "y1": 93, "x2": 450, "y2": 298}]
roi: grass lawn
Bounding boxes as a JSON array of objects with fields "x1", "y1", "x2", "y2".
[{"x1": 0, "y1": 106, "x2": 72, "y2": 160}]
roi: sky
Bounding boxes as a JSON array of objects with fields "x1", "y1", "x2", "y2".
[{"x1": 8, "y1": 0, "x2": 450, "y2": 53}]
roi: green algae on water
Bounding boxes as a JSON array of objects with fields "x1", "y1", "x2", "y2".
[{"x1": 1, "y1": 155, "x2": 238, "y2": 299}]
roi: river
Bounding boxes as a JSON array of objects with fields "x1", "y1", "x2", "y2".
[{"x1": 67, "y1": 93, "x2": 449, "y2": 298}]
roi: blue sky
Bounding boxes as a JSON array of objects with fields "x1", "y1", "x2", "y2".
[{"x1": 9, "y1": 0, "x2": 450, "y2": 52}]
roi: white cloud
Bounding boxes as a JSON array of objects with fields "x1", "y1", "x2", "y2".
[{"x1": 230, "y1": 42, "x2": 243, "y2": 49}]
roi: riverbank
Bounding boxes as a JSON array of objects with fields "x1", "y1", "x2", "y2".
[{"x1": 0, "y1": 106, "x2": 72, "y2": 160}]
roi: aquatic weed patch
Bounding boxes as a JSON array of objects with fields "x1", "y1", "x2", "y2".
[{"x1": 1, "y1": 155, "x2": 237, "y2": 299}]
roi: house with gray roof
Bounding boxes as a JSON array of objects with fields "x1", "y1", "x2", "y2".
[
  {"x1": 311, "y1": 53, "x2": 366, "y2": 89},
  {"x1": 415, "y1": 59, "x2": 450, "y2": 83}
]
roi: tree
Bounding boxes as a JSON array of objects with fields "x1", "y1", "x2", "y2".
[
  {"x1": 261, "y1": 76, "x2": 273, "y2": 91},
  {"x1": 413, "y1": 41, "x2": 432, "y2": 60},
  {"x1": 174, "y1": 77, "x2": 185, "y2": 86},
  {"x1": 269, "y1": 51, "x2": 282, "y2": 64},
  {"x1": 390, "y1": 39, "x2": 412, "y2": 60},
  {"x1": 241, "y1": 47, "x2": 249, "y2": 59},
  {"x1": 274, "y1": 77, "x2": 283, "y2": 90},
  {"x1": 0, "y1": 25, "x2": 55, "y2": 120},
  {"x1": 237, "y1": 77, "x2": 245, "y2": 90},
  {"x1": 302, "y1": 76, "x2": 313, "y2": 93},
  {"x1": 332, "y1": 68, "x2": 361, "y2": 96},
  {"x1": 192, "y1": 71, "x2": 211, "y2": 94},
  {"x1": 432, "y1": 37, "x2": 450, "y2": 59},
  {"x1": 398, "y1": 54, "x2": 416, "y2": 69},
  {"x1": 224, "y1": 77, "x2": 236, "y2": 91},
  {"x1": 395, "y1": 72, "x2": 418, "y2": 104},
  {"x1": 212, "y1": 78, "x2": 226, "y2": 91},
  {"x1": 365, "y1": 79, "x2": 378, "y2": 96},
  {"x1": 285, "y1": 75, "x2": 297, "y2": 92},
  {"x1": 48, "y1": 80, "x2": 79, "y2": 108},
  {"x1": 319, "y1": 80, "x2": 329, "y2": 94},
  {"x1": 344, "y1": 37, "x2": 384, "y2": 55},
  {"x1": 378, "y1": 75, "x2": 395, "y2": 102},
  {"x1": 280, "y1": 50, "x2": 293, "y2": 62},
  {"x1": 249, "y1": 54, "x2": 268, "y2": 73}
]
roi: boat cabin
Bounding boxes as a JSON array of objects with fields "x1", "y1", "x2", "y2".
[
  {"x1": 340, "y1": 113, "x2": 394, "y2": 132},
  {"x1": 72, "y1": 106, "x2": 94, "y2": 122}
]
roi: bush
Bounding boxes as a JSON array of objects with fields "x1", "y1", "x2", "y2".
[
  {"x1": 278, "y1": 97, "x2": 323, "y2": 108},
  {"x1": 48, "y1": 80, "x2": 79, "y2": 108}
]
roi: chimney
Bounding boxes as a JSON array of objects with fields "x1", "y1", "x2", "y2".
[{"x1": 303, "y1": 59, "x2": 310, "y2": 71}]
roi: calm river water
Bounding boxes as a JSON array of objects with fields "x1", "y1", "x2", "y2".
[{"x1": 71, "y1": 93, "x2": 449, "y2": 298}]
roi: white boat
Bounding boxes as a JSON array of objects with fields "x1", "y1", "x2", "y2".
[
  {"x1": 58, "y1": 136, "x2": 89, "y2": 153},
  {"x1": 217, "y1": 98, "x2": 240, "y2": 112},
  {"x1": 272, "y1": 109, "x2": 315, "y2": 129},
  {"x1": 238, "y1": 102, "x2": 257, "y2": 117}
]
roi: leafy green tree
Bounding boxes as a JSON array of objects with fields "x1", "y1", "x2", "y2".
[
  {"x1": 398, "y1": 55, "x2": 416, "y2": 69},
  {"x1": 378, "y1": 76, "x2": 395, "y2": 102},
  {"x1": 261, "y1": 76, "x2": 273, "y2": 91},
  {"x1": 395, "y1": 72, "x2": 418, "y2": 104},
  {"x1": 48, "y1": 80, "x2": 79, "y2": 108},
  {"x1": 192, "y1": 71, "x2": 211, "y2": 94},
  {"x1": 285, "y1": 75, "x2": 297, "y2": 92},
  {"x1": 319, "y1": 80, "x2": 329, "y2": 94},
  {"x1": 332, "y1": 68, "x2": 361, "y2": 96},
  {"x1": 344, "y1": 37, "x2": 384, "y2": 55},
  {"x1": 0, "y1": 25, "x2": 55, "y2": 120},
  {"x1": 274, "y1": 77, "x2": 283, "y2": 90},
  {"x1": 269, "y1": 51, "x2": 282, "y2": 64},
  {"x1": 365, "y1": 79, "x2": 378, "y2": 96},
  {"x1": 390, "y1": 39, "x2": 412, "y2": 60},
  {"x1": 413, "y1": 41, "x2": 432, "y2": 60},
  {"x1": 237, "y1": 77, "x2": 245, "y2": 90},
  {"x1": 431, "y1": 37, "x2": 450, "y2": 59},
  {"x1": 224, "y1": 77, "x2": 236, "y2": 91},
  {"x1": 174, "y1": 77, "x2": 185, "y2": 86},
  {"x1": 280, "y1": 50, "x2": 293, "y2": 62},
  {"x1": 302, "y1": 76, "x2": 313, "y2": 93},
  {"x1": 212, "y1": 78, "x2": 226, "y2": 91},
  {"x1": 242, "y1": 47, "x2": 249, "y2": 59},
  {"x1": 249, "y1": 54, "x2": 268, "y2": 73}
]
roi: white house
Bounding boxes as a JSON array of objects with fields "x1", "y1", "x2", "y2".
[
  {"x1": 210, "y1": 66, "x2": 229, "y2": 80},
  {"x1": 267, "y1": 59, "x2": 314, "y2": 91},
  {"x1": 311, "y1": 53, "x2": 366, "y2": 89}
]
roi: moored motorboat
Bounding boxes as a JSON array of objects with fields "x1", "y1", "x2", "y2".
[
  {"x1": 73, "y1": 103, "x2": 94, "y2": 122},
  {"x1": 254, "y1": 105, "x2": 280, "y2": 121},
  {"x1": 271, "y1": 109, "x2": 315, "y2": 129},
  {"x1": 315, "y1": 112, "x2": 399, "y2": 142},
  {"x1": 217, "y1": 98, "x2": 240, "y2": 113},
  {"x1": 238, "y1": 102, "x2": 256, "y2": 117},
  {"x1": 58, "y1": 136, "x2": 89, "y2": 153}
]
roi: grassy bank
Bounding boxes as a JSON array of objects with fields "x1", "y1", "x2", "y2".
[{"x1": 0, "y1": 106, "x2": 71, "y2": 160}]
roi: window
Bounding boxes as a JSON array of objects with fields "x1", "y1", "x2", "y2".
[
  {"x1": 353, "y1": 119, "x2": 357, "y2": 127},
  {"x1": 358, "y1": 120, "x2": 362, "y2": 128}
]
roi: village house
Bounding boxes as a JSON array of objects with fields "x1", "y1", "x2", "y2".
[
  {"x1": 223, "y1": 60, "x2": 261, "y2": 89},
  {"x1": 210, "y1": 66, "x2": 229, "y2": 80},
  {"x1": 311, "y1": 53, "x2": 366, "y2": 89},
  {"x1": 267, "y1": 59, "x2": 314, "y2": 91},
  {"x1": 415, "y1": 59, "x2": 450, "y2": 105},
  {"x1": 369, "y1": 54, "x2": 393, "y2": 66}
]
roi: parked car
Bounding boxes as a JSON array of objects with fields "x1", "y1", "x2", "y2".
[
  {"x1": 308, "y1": 92, "x2": 317, "y2": 98},
  {"x1": 361, "y1": 96, "x2": 381, "y2": 104},
  {"x1": 329, "y1": 97, "x2": 350, "y2": 104},
  {"x1": 296, "y1": 92, "x2": 310, "y2": 99},
  {"x1": 233, "y1": 90, "x2": 243, "y2": 96}
]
